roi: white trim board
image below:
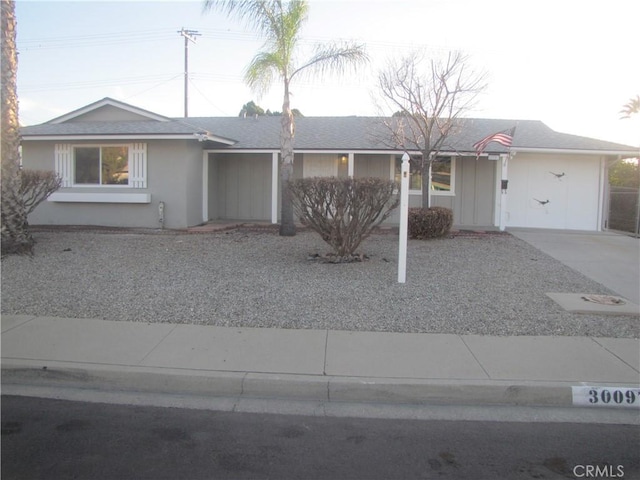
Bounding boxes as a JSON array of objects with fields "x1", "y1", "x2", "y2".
[{"x1": 48, "y1": 192, "x2": 151, "y2": 204}]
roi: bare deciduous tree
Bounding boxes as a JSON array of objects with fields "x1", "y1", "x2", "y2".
[
  {"x1": 20, "y1": 169, "x2": 62, "y2": 215},
  {"x1": 376, "y1": 51, "x2": 487, "y2": 208}
]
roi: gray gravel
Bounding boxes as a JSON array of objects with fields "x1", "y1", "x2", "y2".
[{"x1": 2, "y1": 228, "x2": 638, "y2": 338}]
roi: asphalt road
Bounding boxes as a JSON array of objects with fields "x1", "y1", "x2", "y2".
[{"x1": 2, "y1": 395, "x2": 639, "y2": 480}]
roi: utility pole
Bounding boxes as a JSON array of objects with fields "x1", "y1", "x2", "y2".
[{"x1": 178, "y1": 28, "x2": 201, "y2": 118}]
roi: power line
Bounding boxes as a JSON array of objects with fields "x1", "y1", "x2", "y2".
[
  {"x1": 124, "y1": 74, "x2": 184, "y2": 102},
  {"x1": 17, "y1": 26, "x2": 481, "y2": 55},
  {"x1": 19, "y1": 73, "x2": 182, "y2": 93},
  {"x1": 17, "y1": 30, "x2": 174, "y2": 50},
  {"x1": 187, "y1": 78, "x2": 231, "y2": 116}
]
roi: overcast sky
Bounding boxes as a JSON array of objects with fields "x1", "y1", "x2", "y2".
[{"x1": 15, "y1": 0, "x2": 640, "y2": 147}]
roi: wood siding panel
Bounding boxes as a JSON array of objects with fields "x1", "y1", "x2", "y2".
[
  {"x1": 216, "y1": 153, "x2": 271, "y2": 221},
  {"x1": 354, "y1": 154, "x2": 389, "y2": 179},
  {"x1": 302, "y1": 154, "x2": 338, "y2": 178},
  {"x1": 454, "y1": 157, "x2": 495, "y2": 227}
]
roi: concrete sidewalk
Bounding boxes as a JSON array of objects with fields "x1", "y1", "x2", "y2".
[{"x1": 2, "y1": 315, "x2": 638, "y2": 411}]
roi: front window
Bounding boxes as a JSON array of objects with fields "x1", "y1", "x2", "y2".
[
  {"x1": 431, "y1": 157, "x2": 452, "y2": 192},
  {"x1": 394, "y1": 155, "x2": 454, "y2": 193},
  {"x1": 394, "y1": 155, "x2": 422, "y2": 190},
  {"x1": 75, "y1": 146, "x2": 129, "y2": 185}
]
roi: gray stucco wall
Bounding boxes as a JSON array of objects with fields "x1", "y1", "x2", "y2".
[
  {"x1": 22, "y1": 139, "x2": 205, "y2": 229},
  {"x1": 25, "y1": 142, "x2": 498, "y2": 230},
  {"x1": 207, "y1": 152, "x2": 218, "y2": 221},
  {"x1": 66, "y1": 105, "x2": 158, "y2": 122},
  {"x1": 153, "y1": 140, "x2": 204, "y2": 228}
]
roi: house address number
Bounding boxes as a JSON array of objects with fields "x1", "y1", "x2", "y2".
[{"x1": 572, "y1": 386, "x2": 640, "y2": 408}]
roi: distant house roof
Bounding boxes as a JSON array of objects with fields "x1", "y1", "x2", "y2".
[{"x1": 20, "y1": 98, "x2": 638, "y2": 156}]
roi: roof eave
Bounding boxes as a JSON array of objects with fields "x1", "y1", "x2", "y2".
[
  {"x1": 21, "y1": 134, "x2": 214, "y2": 141},
  {"x1": 193, "y1": 132, "x2": 236, "y2": 146},
  {"x1": 512, "y1": 147, "x2": 640, "y2": 156}
]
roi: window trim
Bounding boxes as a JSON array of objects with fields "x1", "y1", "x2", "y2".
[{"x1": 431, "y1": 156, "x2": 456, "y2": 196}]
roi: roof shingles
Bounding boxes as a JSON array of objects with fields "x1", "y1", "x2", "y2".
[{"x1": 21, "y1": 115, "x2": 638, "y2": 154}]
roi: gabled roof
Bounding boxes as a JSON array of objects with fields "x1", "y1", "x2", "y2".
[
  {"x1": 21, "y1": 99, "x2": 639, "y2": 156},
  {"x1": 46, "y1": 97, "x2": 172, "y2": 124}
]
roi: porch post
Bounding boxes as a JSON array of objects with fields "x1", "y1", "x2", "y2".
[
  {"x1": 499, "y1": 153, "x2": 509, "y2": 231},
  {"x1": 348, "y1": 152, "x2": 354, "y2": 178},
  {"x1": 271, "y1": 151, "x2": 279, "y2": 224}
]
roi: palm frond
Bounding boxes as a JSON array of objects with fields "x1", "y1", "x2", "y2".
[
  {"x1": 244, "y1": 51, "x2": 282, "y2": 97},
  {"x1": 291, "y1": 42, "x2": 369, "y2": 81},
  {"x1": 203, "y1": 1, "x2": 307, "y2": 49},
  {"x1": 620, "y1": 95, "x2": 640, "y2": 119},
  {"x1": 202, "y1": 1, "x2": 278, "y2": 39}
]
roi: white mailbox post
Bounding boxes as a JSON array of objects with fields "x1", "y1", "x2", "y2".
[{"x1": 398, "y1": 153, "x2": 410, "y2": 283}]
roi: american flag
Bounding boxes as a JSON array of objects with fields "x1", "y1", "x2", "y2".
[{"x1": 473, "y1": 127, "x2": 516, "y2": 157}]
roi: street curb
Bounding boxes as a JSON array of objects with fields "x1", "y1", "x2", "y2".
[{"x1": 0, "y1": 361, "x2": 599, "y2": 409}]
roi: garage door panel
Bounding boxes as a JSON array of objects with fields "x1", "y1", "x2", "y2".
[{"x1": 506, "y1": 154, "x2": 601, "y2": 230}]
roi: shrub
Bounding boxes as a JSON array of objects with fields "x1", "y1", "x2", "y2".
[
  {"x1": 20, "y1": 169, "x2": 62, "y2": 215},
  {"x1": 408, "y1": 207, "x2": 453, "y2": 239},
  {"x1": 289, "y1": 177, "x2": 399, "y2": 260}
]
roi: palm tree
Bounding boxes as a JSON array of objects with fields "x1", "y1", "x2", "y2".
[
  {"x1": 203, "y1": 0, "x2": 368, "y2": 236},
  {"x1": 1, "y1": 0, "x2": 32, "y2": 255},
  {"x1": 620, "y1": 95, "x2": 639, "y2": 119}
]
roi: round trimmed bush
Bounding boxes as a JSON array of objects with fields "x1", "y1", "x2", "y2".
[{"x1": 408, "y1": 207, "x2": 453, "y2": 239}]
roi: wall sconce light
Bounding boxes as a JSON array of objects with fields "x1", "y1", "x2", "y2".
[{"x1": 340, "y1": 154, "x2": 348, "y2": 165}]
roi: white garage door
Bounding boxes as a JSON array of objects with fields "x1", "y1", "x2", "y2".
[{"x1": 506, "y1": 153, "x2": 603, "y2": 230}]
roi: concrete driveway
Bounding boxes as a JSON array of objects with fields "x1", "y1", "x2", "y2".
[{"x1": 509, "y1": 229, "x2": 640, "y2": 304}]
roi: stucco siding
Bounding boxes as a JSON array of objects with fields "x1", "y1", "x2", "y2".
[
  {"x1": 66, "y1": 105, "x2": 161, "y2": 122},
  {"x1": 183, "y1": 144, "x2": 206, "y2": 227},
  {"x1": 21, "y1": 139, "x2": 201, "y2": 229},
  {"x1": 207, "y1": 153, "x2": 218, "y2": 221}
]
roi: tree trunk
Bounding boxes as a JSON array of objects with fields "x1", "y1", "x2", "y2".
[
  {"x1": 421, "y1": 155, "x2": 432, "y2": 209},
  {"x1": 279, "y1": 78, "x2": 296, "y2": 236},
  {"x1": 1, "y1": 0, "x2": 32, "y2": 255}
]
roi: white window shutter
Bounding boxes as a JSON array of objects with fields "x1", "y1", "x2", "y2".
[
  {"x1": 54, "y1": 144, "x2": 72, "y2": 187},
  {"x1": 129, "y1": 143, "x2": 147, "y2": 188}
]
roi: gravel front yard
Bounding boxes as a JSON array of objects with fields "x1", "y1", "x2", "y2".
[{"x1": 1, "y1": 228, "x2": 638, "y2": 338}]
